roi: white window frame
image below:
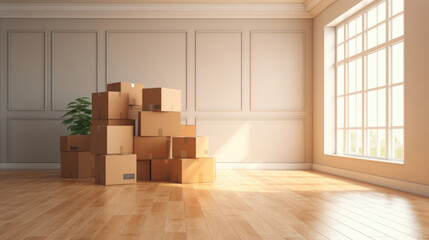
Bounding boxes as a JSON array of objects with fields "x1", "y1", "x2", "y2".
[{"x1": 335, "y1": 0, "x2": 404, "y2": 162}]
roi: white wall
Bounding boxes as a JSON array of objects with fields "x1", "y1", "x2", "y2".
[{"x1": 0, "y1": 18, "x2": 313, "y2": 169}]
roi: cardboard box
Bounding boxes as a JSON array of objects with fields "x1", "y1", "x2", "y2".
[
  {"x1": 172, "y1": 136, "x2": 209, "y2": 158},
  {"x1": 151, "y1": 159, "x2": 173, "y2": 181},
  {"x1": 134, "y1": 136, "x2": 170, "y2": 160},
  {"x1": 142, "y1": 88, "x2": 181, "y2": 112},
  {"x1": 107, "y1": 82, "x2": 145, "y2": 106},
  {"x1": 95, "y1": 154, "x2": 136, "y2": 185},
  {"x1": 171, "y1": 158, "x2": 216, "y2": 184},
  {"x1": 61, "y1": 151, "x2": 95, "y2": 178},
  {"x1": 128, "y1": 105, "x2": 142, "y2": 120},
  {"x1": 60, "y1": 135, "x2": 90, "y2": 152},
  {"x1": 137, "y1": 160, "x2": 151, "y2": 181},
  {"x1": 180, "y1": 125, "x2": 196, "y2": 137},
  {"x1": 92, "y1": 119, "x2": 135, "y2": 126},
  {"x1": 138, "y1": 111, "x2": 180, "y2": 137},
  {"x1": 92, "y1": 92, "x2": 129, "y2": 120},
  {"x1": 90, "y1": 125, "x2": 133, "y2": 155}
]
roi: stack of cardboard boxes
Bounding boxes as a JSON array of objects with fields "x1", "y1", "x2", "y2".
[
  {"x1": 60, "y1": 135, "x2": 94, "y2": 178},
  {"x1": 63, "y1": 81, "x2": 215, "y2": 185}
]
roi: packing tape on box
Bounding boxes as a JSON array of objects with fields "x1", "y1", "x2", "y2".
[
  {"x1": 181, "y1": 150, "x2": 187, "y2": 158},
  {"x1": 158, "y1": 129, "x2": 163, "y2": 136}
]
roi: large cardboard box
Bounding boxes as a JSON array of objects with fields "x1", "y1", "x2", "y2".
[
  {"x1": 90, "y1": 125, "x2": 133, "y2": 155},
  {"x1": 95, "y1": 154, "x2": 137, "y2": 185},
  {"x1": 142, "y1": 88, "x2": 181, "y2": 112},
  {"x1": 61, "y1": 151, "x2": 95, "y2": 178},
  {"x1": 107, "y1": 82, "x2": 145, "y2": 106},
  {"x1": 92, "y1": 119, "x2": 135, "y2": 126},
  {"x1": 134, "y1": 136, "x2": 170, "y2": 159},
  {"x1": 171, "y1": 158, "x2": 216, "y2": 184},
  {"x1": 128, "y1": 105, "x2": 142, "y2": 120},
  {"x1": 151, "y1": 159, "x2": 173, "y2": 181},
  {"x1": 138, "y1": 111, "x2": 180, "y2": 137},
  {"x1": 60, "y1": 135, "x2": 90, "y2": 152},
  {"x1": 180, "y1": 125, "x2": 196, "y2": 137},
  {"x1": 172, "y1": 136, "x2": 209, "y2": 158},
  {"x1": 92, "y1": 92, "x2": 129, "y2": 120},
  {"x1": 137, "y1": 160, "x2": 151, "y2": 181}
]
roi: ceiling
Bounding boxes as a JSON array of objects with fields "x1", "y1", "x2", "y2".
[{"x1": 0, "y1": 0, "x2": 307, "y2": 3}]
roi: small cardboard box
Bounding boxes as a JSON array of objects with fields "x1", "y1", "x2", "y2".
[
  {"x1": 92, "y1": 119, "x2": 135, "y2": 126},
  {"x1": 60, "y1": 135, "x2": 90, "y2": 152},
  {"x1": 134, "y1": 136, "x2": 170, "y2": 160},
  {"x1": 172, "y1": 136, "x2": 209, "y2": 158},
  {"x1": 90, "y1": 125, "x2": 133, "y2": 155},
  {"x1": 137, "y1": 160, "x2": 151, "y2": 181},
  {"x1": 142, "y1": 88, "x2": 181, "y2": 112},
  {"x1": 171, "y1": 158, "x2": 216, "y2": 184},
  {"x1": 61, "y1": 151, "x2": 95, "y2": 178},
  {"x1": 95, "y1": 154, "x2": 137, "y2": 185},
  {"x1": 92, "y1": 92, "x2": 129, "y2": 120},
  {"x1": 151, "y1": 159, "x2": 173, "y2": 181},
  {"x1": 138, "y1": 111, "x2": 180, "y2": 137},
  {"x1": 128, "y1": 105, "x2": 142, "y2": 120},
  {"x1": 180, "y1": 125, "x2": 196, "y2": 137},
  {"x1": 107, "y1": 82, "x2": 145, "y2": 106}
]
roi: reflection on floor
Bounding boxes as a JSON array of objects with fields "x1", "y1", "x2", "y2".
[{"x1": 0, "y1": 169, "x2": 428, "y2": 240}]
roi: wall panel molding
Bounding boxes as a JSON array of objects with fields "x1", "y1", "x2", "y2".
[
  {"x1": 7, "y1": 30, "x2": 47, "y2": 111},
  {"x1": 250, "y1": 30, "x2": 306, "y2": 112},
  {"x1": 51, "y1": 30, "x2": 99, "y2": 111},
  {"x1": 195, "y1": 30, "x2": 243, "y2": 112},
  {"x1": 106, "y1": 30, "x2": 188, "y2": 110}
]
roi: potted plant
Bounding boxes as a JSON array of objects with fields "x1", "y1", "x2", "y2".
[{"x1": 60, "y1": 97, "x2": 92, "y2": 152}]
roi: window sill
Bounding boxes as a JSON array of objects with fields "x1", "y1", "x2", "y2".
[{"x1": 324, "y1": 154, "x2": 405, "y2": 165}]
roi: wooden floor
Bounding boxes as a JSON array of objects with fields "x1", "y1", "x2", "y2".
[{"x1": 0, "y1": 170, "x2": 428, "y2": 240}]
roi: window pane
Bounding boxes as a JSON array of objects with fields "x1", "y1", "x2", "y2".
[
  {"x1": 391, "y1": 14, "x2": 404, "y2": 39},
  {"x1": 378, "y1": 2, "x2": 386, "y2": 23},
  {"x1": 337, "y1": 97, "x2": 344, "y2": 128},
  {"x1": 348, "y1": 130, "x2": 362, "y2": 155},
  {"x1": 367, "y1": 52, "x2": 377, "y2": 89},
  {"x1": 367, "y1": 7, "x2": 377, "y2": 29},
  {"x1": 348, "y1": 19, "x2": 356, "y2": 38},
  {"x1": 356, "y1": 16, "x2": 363, "y2": 35},
  {"x1": 391, "y1": 42, "x2": 404, "y2": 84},
  {"x1": 378, "y1": 49, "x2": 386, "y2": 87},
  {"x1": 348, "y1": 94, "x2": 356, "y2": 127},
  {"x1": 368, "y1": 129, "x2": 377, "y2": 157},
  {"x1": 356, "y1": 58, "x2": 362, "y2": 92},
  {"x1": 337, "y1": 130, "x2": 344, "y2": 155},
  {"x1": 337, "y1": 26, "x2": 344, "y2": 43},
  {"x1": 392, "y1": 85, "x2": 404, "y2": 126},
  {"x1": 378, "y1": 129, "x2": 386, "y2": 158},
  {"x1": 357, "y1": 130, "x2": 363, "y2": 155},
  {"x1": 378, "y1": 23, "x2": 386, "y2": 44},
  {"x1": 378, "y1": 89, "x2": 386, "y2": 127},
  {"x1": 367, "y1": 90, "x2": 377, "y2": 127},
  {"x1": 348, "y1": 38, "x2": 356, "y2": 57},
  {"x1": 348, "y1": 61, "x2": 356, "y2": 93},
  {"x1": 391, "y1": 0, "x2": 404, "y2": 16},
  {"x1": 337, "y1": 65, "x2": 344, "y2": 95},
  {"x1": 356, "y1": 35, "x2": 362, "y2": 54},
  {"x1": 356, "y1": 93, "x2": 362, "y2": 127},
  {"x1": 337, "y1": 43, "x2": 344, "y2": 62},
  {"x1": 367, "y1": 28, "x2": 377, "y2": 49},
  {"x1": 392, "y1": 129, "x2": 404, "y2": 160}
]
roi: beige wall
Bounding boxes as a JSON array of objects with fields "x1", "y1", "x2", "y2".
[
  {"x1": 313, "y1": 0, "x2": 429, "y2": 185},
  {"x1": 0, "y1": 18, "x2": 313, "y2": 168}
]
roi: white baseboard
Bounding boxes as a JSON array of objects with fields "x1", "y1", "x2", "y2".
[
  {"x1": 216, "y1": 162, "x2": 312, "y2": 170},
  {"x1": 0, "y1": 163, "x2": 60, "y2": 170},
  {"x1": 313, "y1": 163, "x2": 429, "y2": 198}
]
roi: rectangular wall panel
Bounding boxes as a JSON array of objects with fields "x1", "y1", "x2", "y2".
[
  {"x1": 107, "y1": 31, "x2": 187, "y2": 110},
  {"x1": 8, "y1": 31, "x2": 46, "y2": 110},
  {"x1": 52, "y1": 31, "x2": 98, "y2": 110},
  {"x1": 251, "y1": 31, "x2": 305, "y2": 111},
  {"x1": 197, "y1": 118, "x2": 305, "y2": 163},
  {"x1": 196, "y1": 31, "x2": 242, "y2": 111},
  {"x1": 8, "y1": 119, "x2": 68, "y2": 163}
]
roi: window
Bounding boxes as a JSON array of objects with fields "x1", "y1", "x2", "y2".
[{"x1": 336, "y1": 0, "x2": 404, "y2": 162}]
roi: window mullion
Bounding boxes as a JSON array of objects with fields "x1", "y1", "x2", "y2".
[
  {"x1": 344, "y1": 22, "x2": 347, "y2": 155},
  {"x1": 362, "y1": 12, "x2": 366, "y2": 157},
  {"x1": 385, "y1": 0, "x2": 390, "y2": 159}
]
